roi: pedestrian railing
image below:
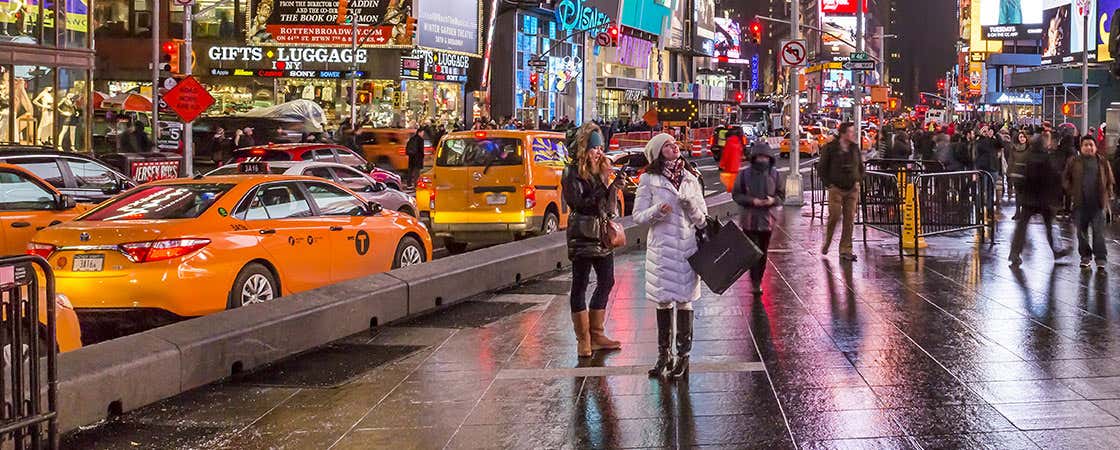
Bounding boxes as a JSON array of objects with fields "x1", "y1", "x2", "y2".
[
  {"x1": 856, "y1": 169, "x2": 996, "y2": 257},
  {"x1": 0, "y1": 255, "x2": 58, "y2": 449}
]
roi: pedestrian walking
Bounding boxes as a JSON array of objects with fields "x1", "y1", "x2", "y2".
[
  {"x1": 819, "y1": 122, "x2": 864, "y2": 261},
  {"x1": 1008, "y1": 131, "x2": 1030, "y2": 215},
  {"x1": 1009, "y1": 131, "x2": 1071, "y2": 266},
  {"x1": 731, "y1": 145, "x2": 785, "y2": 294},
  {"x1": 633, "y1": 133, "x2": 708, "y2": 379},
  {"x1": 1063, "y1": 135, "x2": 1115, "y2": 269},
  {"x1": 405, "y1": 128, "x2": 426, "y2": 188},
  {"x1": 561, "y1": 123, "x2": 623, "y2": 358},
  {"x1": 718, "y1": 127, "x2": 744, "y2": 192}
]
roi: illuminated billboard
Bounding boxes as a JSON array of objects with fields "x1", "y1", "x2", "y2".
[
  {"x1": 1096, "y1": 0, "x2": 1120, "y2": 61},
  {"x1": 713, "y1": 17, "x2": 742, "y2": 59},
  {"x1": 980, "y1": 0, "x2": 1044, "y2": 39},
  {"x1": 1039, "y1": 0, "x2": 1094, "y2": 64},
  {"x1": 820, "y1": 0, "x2": 868, "y2": 14}
]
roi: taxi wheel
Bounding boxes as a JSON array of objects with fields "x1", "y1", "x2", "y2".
[
  {"x1": 393, "y1": 237, "x2": 426, "y2": 269},
  {"x1": 445, "y1": 240, "x2": 470, "y2": 255},
  {"x1": 542, "y1": 211, "x2": 560, "y2": 235},
  {"x1": 229, "y1": 263, "x2": 279, "y2": 309}
]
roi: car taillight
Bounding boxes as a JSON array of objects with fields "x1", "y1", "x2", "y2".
[
  {"x1": 416, "y1": 176, "x2": 432, "y2": 191},
  {"x1": 524, "y1": 186, "x2": 536, "y2": 209},
  {"x1": 429, "y1": 189, "x2": 436, "y2": 210},
  {"x1": 397, "y1": 146, "x2": 407, "y2": 155},
  {"x1": 119, "y1": 239, "x2": 211, "y2": 263},
  {"x1": 26, "y1": 242, "x2": 55, "y2": 259}
]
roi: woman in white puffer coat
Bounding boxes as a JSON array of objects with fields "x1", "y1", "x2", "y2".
[{"x1": 633, "y1": 133, "x2": 708, "y2": 379}]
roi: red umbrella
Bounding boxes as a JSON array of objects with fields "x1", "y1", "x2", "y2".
[{"x1": 102, "y1": 93, "x2": 153, "y2": 112}]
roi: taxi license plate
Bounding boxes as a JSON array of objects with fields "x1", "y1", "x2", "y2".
[
  {"x1": 485, "y1": 194, "x2": 507, "y2": 205},
  {"x1": 72, "y1": 254, "x2": 105, "y2": 272}
]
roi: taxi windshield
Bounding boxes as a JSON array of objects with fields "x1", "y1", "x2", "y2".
[
  {"x1": 208, "y1": 166, "x2": 288, "y2": 176},
  {"x1": 82, "y1": 184, "x2": 234, "y2": 221},
  {"x1": 437, "y1": 138, "x2": 523, "y2": 167}
]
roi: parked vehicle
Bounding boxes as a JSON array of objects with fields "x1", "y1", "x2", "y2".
[{"x1": 0, "y1": 147, "x2": 135, "y2": 203}]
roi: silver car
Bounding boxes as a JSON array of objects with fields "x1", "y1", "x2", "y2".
[{"x1": 206, "y1": 161, "x2": 418, "y2": 217}]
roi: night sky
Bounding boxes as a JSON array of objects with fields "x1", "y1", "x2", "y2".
[{"x1": 896, "y1": 0, "x2": 958, "y2": 103}]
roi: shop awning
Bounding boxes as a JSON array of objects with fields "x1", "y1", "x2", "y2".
[{"x1": 102, "y1": 93, "x2": 153, "y2": 112}]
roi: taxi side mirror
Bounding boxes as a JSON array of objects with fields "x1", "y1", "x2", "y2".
[
  {"x1": 55, "y1": 194, "x2": 76, "y2": 210},
  {"x1": 101, "y1": 177, "x2": 126, "y2": 195},
  {"x1": 370, "y1": 182, "x2": 386, "y2": 192},
  {"x1": 366, "y1": 201, "x2": 383, "y2": 215}
]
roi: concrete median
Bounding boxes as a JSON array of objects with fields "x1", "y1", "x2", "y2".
[{"x1": 56, "y1": 195, "x2": 738, "y2": 433}]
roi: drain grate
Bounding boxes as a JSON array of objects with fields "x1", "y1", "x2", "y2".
[
  {"x1": 502, "y1": 280, "x2": 572, "y2": 295},
  {"x1": 234, "y1": 344, "x2": 424, "y2": 388},
  {"x1": 404, "y1": 301, "x2": 535, "y2": 329}
]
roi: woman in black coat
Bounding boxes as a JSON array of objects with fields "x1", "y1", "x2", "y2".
[{"x1": 562, "y1": 122, "x2": 623, "y2": 358}]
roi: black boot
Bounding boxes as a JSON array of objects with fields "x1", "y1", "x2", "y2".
[
  {"x1": 648, "y1": 308, "x2": 674, "y2": 378},
  {"x1": 669, "y1": 309, "x2": 693, "y2": 379}
]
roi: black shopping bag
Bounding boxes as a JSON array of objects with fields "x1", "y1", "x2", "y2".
[{"x1": 688, "y1": 221, "x2": 762, "y2": 295}]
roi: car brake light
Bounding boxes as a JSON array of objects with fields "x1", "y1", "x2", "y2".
[
  {"x1": 474, "y1": 131, "x2": 487, "y2": 139},
  {"x1": 524, "y1": 186, "x2": 536, "y2": 209},
  {"x1": 397, "y1": 146, "x2": 407, "y2": 155},
  {"x1": 416, "y1": 176, "x2": 432, "y2": 191},
  {"x1": 26, "y1": 242, "x2": 55, "y2": 259},
  {"x1": 119, "y1": 239, "x2": 211, "y2": 263},
  {"x1": 250, "y1": 149, "x2": 266, "y2": 156}
]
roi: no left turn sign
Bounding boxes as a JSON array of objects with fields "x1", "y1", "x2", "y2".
[{"x1": 780, "y1": 40, "x2": 807, "y2": 67}]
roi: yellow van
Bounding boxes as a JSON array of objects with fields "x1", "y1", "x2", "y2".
[
  {"x1": 422, "y1": 130, "x2": 575, "y2": 253},
  {"x1": 357, "y1": 128, "x2": 432, "y2": 171}
]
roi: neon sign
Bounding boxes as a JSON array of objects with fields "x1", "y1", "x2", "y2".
[{"x1": 554, "y1": 0, "x2": 612, "y2": 35}]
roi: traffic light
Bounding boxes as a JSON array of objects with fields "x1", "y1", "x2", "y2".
[
  {"x1": 937, "y1": 78, "x2": 946, "y2": 91},
  {"x1": 529, "y1": 72, "x2": 539, "y2": 91},
  {"x1": 1062, "y1": 101, "x2": 1082, "y2": 117},
  {"x1": 608, "y1": 24, "x2": 619, "y2": 46},
  {"x1": 888, "y1": 97, "x2": 900, "y2": 111},
  {"x1": 161, "y1": 40, "x2": 180, "y2": 74},
  {"x1": 734, "y1": 91, "x2": 744, "y2": 103},
  {"x1": 748, "y1": 21, "x2": 762, "y2": 44}
]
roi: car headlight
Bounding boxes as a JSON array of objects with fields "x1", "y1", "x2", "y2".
[{"x1": 55, "y1": 293, "x2": 73, "y2": 309}]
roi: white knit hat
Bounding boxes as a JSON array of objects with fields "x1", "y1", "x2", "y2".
[{"x1": 643, "y1": 133, "x2": 676, "y2": 165}]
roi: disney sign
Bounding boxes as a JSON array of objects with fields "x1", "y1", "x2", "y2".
[{"x1": 554, "y1": 0, "x2": 614, "y2": 35}]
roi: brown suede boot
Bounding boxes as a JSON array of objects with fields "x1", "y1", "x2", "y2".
[
  {"x1": 572, "y1": 311, "x2": 592, "y2": 357},
  {"x1": 588, "y1": 309, "x2": 621, "y2": 350}
]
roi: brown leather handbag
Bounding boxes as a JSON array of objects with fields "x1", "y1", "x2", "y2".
[{"x1": 600, "y1": 218, "x2": 627, "y2": 249}]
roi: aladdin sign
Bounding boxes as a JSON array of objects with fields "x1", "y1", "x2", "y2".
[
  {"x1": 554, "y1": 0, "x2": 613, "y2": 35},
  {"x1": 987, "y1": 92, "x2": 1042, "y2": 105}
]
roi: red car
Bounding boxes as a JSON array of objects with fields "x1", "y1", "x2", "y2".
[{"x1": 226, "y1": 143, "x2": 403, "y2": 190}]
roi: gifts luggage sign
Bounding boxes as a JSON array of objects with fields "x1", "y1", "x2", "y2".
[{"x1": 162, "y1": 76, "x2": 215, "y2": 123}]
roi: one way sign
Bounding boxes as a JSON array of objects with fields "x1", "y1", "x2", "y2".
[{"x1": 843, "y1": 61, "x2": 875, "y2": 71}]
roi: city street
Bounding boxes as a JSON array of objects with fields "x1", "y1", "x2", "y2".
[{"x1": 63, "y1": 207, "x2": 1120, "y2": 449}]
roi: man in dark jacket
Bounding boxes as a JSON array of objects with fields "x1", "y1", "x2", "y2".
[
  {"x1": 732, "y1": 146, "x2": 785, "y2": 294},
  {"x1": 405, "y1": 128, "x2": 427, "y2": 188},
  {"x1": 819, "y1": 122, "x2": 864, "y2": 261},
  {"x1": 1009, "y1": 131, "x2": 1071, "y2": 266},
  {"x1": 1063, "y1": 135, "x2": 1115, "y2": 269},
  {"x1": 975, "y1": 126, "x2": 1004, "y2": 174}
]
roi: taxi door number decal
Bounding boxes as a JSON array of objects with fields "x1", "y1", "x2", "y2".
[{"x1": 351, "y1": 230, "x2": 370, "y2": 255}]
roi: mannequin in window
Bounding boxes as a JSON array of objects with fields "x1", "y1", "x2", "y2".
[
  {"x1": 13, "y1": 78, "x2": 33, "y2": 144},
  {"x1": 0, "y1": 71, "x2": 8, "y2": 142},
  {"x1": 57, "y1": 90, "x2": 79, "y2": 150},
  {"x1": 33, "y1": 86, "x2": 54, "y2": 145}
]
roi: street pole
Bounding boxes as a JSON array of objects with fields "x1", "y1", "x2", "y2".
[
  {"x1": 350, "y1": 14, "x2": 359, "y2": 127},
  {"x1": 854, "y1": 1, "x2": 863, "y2": 151},
  {"x1": 785, "y1": 0, "x2": 803, "y2": 206},
  {"x1": 183, "y1": 0, "x2": 194, "y2": 176},
  {"x1": 1082, "y1": 11, "x2": 1090, "y2": 135},
  {"x1": 151, "y1": 0, "x2": 160, "y2": 141}
]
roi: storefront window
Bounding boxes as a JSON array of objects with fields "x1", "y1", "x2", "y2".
[
  {"x1": 94, "y1": 0, "x2": 151, "y2": 38},
  {"x1": 170, "y1": 0, "x2": 238, "y2": 38},
  {"x1": 58, "y1": 68, "x2": 88, "y2": 151},
  {"x1": 0, "y1": 67, "x2": 11, "y2": 144},
  {"x1": 61, "y1": 0, "x2": 91, "y2": 48},
  {"x1": 12, "y1": 66, "x2": 54, "y2": 146},
  {"x1": 1, "y1": 0, "x2": 43, "y2": 44},
  {"x1": 403, "y1": 80, "x2": 461, "y2": 128}
]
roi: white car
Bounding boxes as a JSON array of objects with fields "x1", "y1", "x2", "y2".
[{"x1": 206, "y1": 161, "x2": 418, "y2": 217}]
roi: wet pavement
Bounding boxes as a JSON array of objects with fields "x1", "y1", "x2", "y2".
[{"x1": 65, "y1": 205, "x2": 1120, "y2": 449}]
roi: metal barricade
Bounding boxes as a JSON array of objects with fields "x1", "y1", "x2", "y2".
[
  {"x1": 912, "y1": 170, "x2": 998, "y2": 250},
  {"x1": 859, "y1": 170, "x2": 905, "y2": 246},
  {"x1": 0, "y1": 256, "x2": 58, "y2": 450}
]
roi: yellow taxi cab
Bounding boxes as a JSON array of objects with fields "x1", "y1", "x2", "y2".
[
  {"x1": 804, "y1": 126, "x2": 834, "y2": 147},
  {"x1": 779, "y1": 132, "x2": 821, "y2": 158},
  {"x1": 1, "y1": 164, "x2": 93, "y2": 256},
  {"x1": 419, "y1": 130, "x2": 579, "y2": 253},
  {"x1": 357, "y1": 128, "x2": 433, "y2": 171},
  {"x1": 27, "y1": 165, "x2": 433, "y2": 322}
]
